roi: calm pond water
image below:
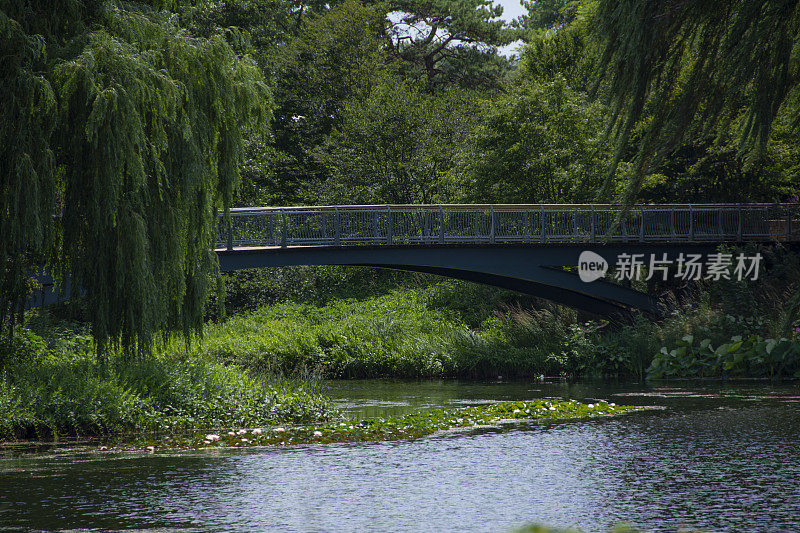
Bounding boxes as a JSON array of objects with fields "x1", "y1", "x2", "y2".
[{"x1": 1, "y1": 380, "x2": 799, "y2": 532}]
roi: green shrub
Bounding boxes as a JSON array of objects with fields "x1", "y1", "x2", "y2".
[{"x1": 648, "y1": 333, "x2": 800, "y2": 379}]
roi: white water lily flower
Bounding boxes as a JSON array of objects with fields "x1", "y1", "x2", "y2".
[
  {"x1": 251, "y1": 428, "x2": 263, "y2": 435},
  {"x1": 313, "y1": 431, "x2": 323, "y2": 437},
  {"x1": 237, "y1": 429, "x2": 247, "y2": 435},
  {"x1": 227, "y1": 431, "x2": 236, "y2": 437},
  {"x1": 548, "y1": 406, "x2": 556, "y2": 411},
  {"x1": 588, "y1": 404, "x2": 595, "y2": 409},
  {"x1": 513, "y1": 409, "x2": 521, "y2": 414},
  {"x1": 205, "y1": 434, "x2": 220, "y2": 442},
  {"x1": 274, "y1": 427, "x2": 285, "y2": 433},
  {"x1": 610, "y1": 403, "x2": 616, "y2": 407},
  {"x1": 242, "y1": 438, "x2": 249, "y2": 443},
  {"x1": 203, "y1": 440, "x2": 211, "y2": 445}
]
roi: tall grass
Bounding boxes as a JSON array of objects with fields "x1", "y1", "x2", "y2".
[
  {"x1": 0, "y1": 314, "x2": 333, "y2": 440},
  {"x1": 196, "y1": 284, "x2": 602, "y2": 379},
  {"x1": 196, "y1": 246, "x2": 800, "y2": 381}
]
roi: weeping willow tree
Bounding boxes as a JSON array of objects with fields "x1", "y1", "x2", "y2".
[
  {"x1": 592, "y1": 0, "x2": 800, "y2": 203},
  {"x1": 0, "y1": 0, "x2": 271, "y2": 358},
  {"x1": 0, "y1": 8, "x2": 58, "y2": 339}
]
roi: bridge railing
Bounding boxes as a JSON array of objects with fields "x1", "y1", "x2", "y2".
[{"x1": 215, "y1": 204, "x2": 800, "y2": 250}]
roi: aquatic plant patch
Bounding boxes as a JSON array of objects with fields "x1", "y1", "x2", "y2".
[{"x1": 129, "y1": 399, "x2": 640, "y2": 451}]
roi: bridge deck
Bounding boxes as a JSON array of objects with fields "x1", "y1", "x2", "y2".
[{"x1": 216, "y1": 203, "x2": 800, "y2": 250}]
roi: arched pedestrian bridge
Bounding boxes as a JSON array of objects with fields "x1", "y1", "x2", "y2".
[{"x1": 215, "y1": 203, "x2": 800, "y2": 317}]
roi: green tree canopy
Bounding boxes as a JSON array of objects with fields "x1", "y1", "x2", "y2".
[
  {"x1": 387, "y1": 0, "x2": 513, "y2": 89},
  {"x1": 512, "y1": 0, "x2": 579, "y2": 33},
  {"x1": 454, "y1": 76, "x2": 613, "y2": 203},
  {"x1": 264, "y1": 0, "x2": 392, "y2": 204},
  {"x1": 315, "y1": 81, "x2": 479, "y2": 204},
  {"x1": 0, "y1": 0, "x2": 270, "y2": 356},
  {"x1": 592, "y1": 0, "x2": 800, "y2": 203}
]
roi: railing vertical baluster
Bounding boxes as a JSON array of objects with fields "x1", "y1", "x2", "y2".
[
  {"x1": 573, "y1": 207, "x2": 578, "y2": 242},
  {"x1": 281, "y1": 209, "x2": 287, "y2": 247},
  {"x1": 787, "y1": 207, "x2": 792, "y2": 240},
  {"x1": 439, "y1": 205, "x2": 445, "y2": 244},
  {"x1": 334, "y1": 207, "x2": 340, "y2": 246},
  {"x1": 490, "y1": 205, "x2": 496, "y2": 244},
  {"x1": 639, "y1": 206, "x2": 644, "y2": 243},
  {"x1": 737, "y1": 204, "x2": 742, "y2": 242},
  {"x1": 208, "y1": 203, "x2": 800, "y2": 250},
  {"x1": 524, "y1": 210, "x2": 530, "y2": 243},
  {"x1": 226, "y1": 213, "x2": 233, "y2": 251},
  {"x1": 387, "y1": 205, "x2": 393, "y2": 245},
  {"x1": 670, "y1": 209, "x2": 675, "y2": 239},
  {"x1": 540, "y1": 206, "x2": 546, "y2": 243},
  {"x1": 268, "y1": 212, "x2": 274, "y2": 246}
]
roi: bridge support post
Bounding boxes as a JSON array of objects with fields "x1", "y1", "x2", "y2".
[
  {"x1": 590, "y1": 205, "x2": 595, "y2": 243},
  {"x1": 689, "y1": 204, "x2": 694, "y2": 241}
]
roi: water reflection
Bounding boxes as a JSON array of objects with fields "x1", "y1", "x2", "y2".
[{"x1": 1, "y1": 381, "x2": 799, "y2": 532}]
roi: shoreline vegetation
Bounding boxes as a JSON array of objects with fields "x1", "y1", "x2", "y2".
[
  {"x1": 1, "y1": 247, "x2": 799, "y2": 442},
  {"x1": 2, "y1": 0, "x2": 800, "y2": 449}
]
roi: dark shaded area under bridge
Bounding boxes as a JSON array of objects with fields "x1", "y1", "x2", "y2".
[{"x1": 217, "y1": 243, "x2": 720, "y2": 317}]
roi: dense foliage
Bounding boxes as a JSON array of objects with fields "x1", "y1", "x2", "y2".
[
  {"x1": 0, "y1": 313, "x2": 332, "y2": 439},
  {"x1": 592, "y1": 0, "x2": 800, "y2": 203},
  {"x1": 1, "y1": 0, "x2": 270, "y2": 358},
  {"x1": 3, "y1": 0, "x2": 800, "y2": 441}
]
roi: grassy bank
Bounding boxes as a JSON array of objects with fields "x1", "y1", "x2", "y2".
[
  {"x1": 196, "y1": 283, "x2": 587, "y2": 379},
  {"x1": 194, "y1": 284, "x2": 800, "y2": 381},
  {"x1": 194, "y1": 247, "x2": 800, "y2": 380},
  {"x1": 0, "y1": 314, "x2": 333, "y2": 440},
  {"x1": 3, "y1": 247, "x2": 798, "y2": 440}
]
